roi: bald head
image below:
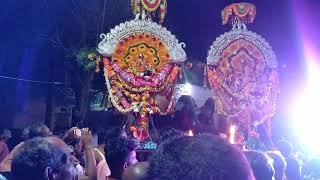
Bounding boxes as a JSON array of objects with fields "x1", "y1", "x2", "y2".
[{"x1": 122, "y1": 162, "x2": 149, "y2": 180}]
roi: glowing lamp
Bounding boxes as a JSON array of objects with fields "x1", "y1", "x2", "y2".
[
  {"x1": 188, "y1": 129, "x2": 194, "y2": 136},
  {"x1": 229, "y1": 125, "x2": 236, "y2": 144},
  {"x1": 185, "y1": 83, "x2": 192, "y2": 95},
  {"x1": 291, "y1": 59, "x2": 320, "y2": 154}
]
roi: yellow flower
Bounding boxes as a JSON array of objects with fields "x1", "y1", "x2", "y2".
[{"x1": 87, "y1": 53, "x2": 96, "y2": 60}]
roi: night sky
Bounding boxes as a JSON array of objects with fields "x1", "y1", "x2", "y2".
[{"x1": 0, "y1": 0, "x2": 319, "y2": 140}]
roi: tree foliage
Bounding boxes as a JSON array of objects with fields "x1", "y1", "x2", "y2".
[{"x1": 45, "y1": 0, "x2": 133, "y2": 125}]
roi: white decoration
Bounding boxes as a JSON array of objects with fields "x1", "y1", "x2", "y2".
[
  {"x1": 207, "y1": 29, "x2": 278, "y2": 68},
  {"x1": 97, "y1": 18, "x2": 187, "y2": 63}
]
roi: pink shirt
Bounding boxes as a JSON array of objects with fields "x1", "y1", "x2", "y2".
[
  {"x1": 0, "y1": 142, "x2": 9, "y2": 164},
  {"x1": 95, "y1": 148, "x2": 111, "y2": 180},
  {"x1": 0, "y1": 142, "x2": 24, "y2": 172}
]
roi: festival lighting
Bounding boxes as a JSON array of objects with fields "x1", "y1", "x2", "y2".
[
  {"x1": 188, "y1": 129, "x2": 194, "y2": 136},
  {"x1": 184, "y1": 83, "x2": 192, "y2": 95},
  {"x1": 292, "y1": 54, "x2": 320, "y2": 155},
  {"x1": 229, "y1": 125, "x2": 236, "y2": 144}
]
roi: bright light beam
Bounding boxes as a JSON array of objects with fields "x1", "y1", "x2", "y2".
[
  {"x1": 292, "y1": 56, "x2": 320, "y2": 155},
  {"x1": 184, "y1": 83, "x2": 192, "y2": 95}
]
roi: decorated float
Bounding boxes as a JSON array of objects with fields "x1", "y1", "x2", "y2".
[
  {"x1": 206, "y1": 3, "x2": 280, "y2": 149},
  {"x1": 97, "y1": 0, "x2": 186, "y2": 142}
]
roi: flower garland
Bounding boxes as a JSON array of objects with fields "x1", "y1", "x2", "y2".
[
  {"x1": 114, "y1": 66, "x2": 179, "y2": 93},
  {"x1": 159, "y1": 0, "x2": 167, "y2": 23},
  {"x1": 141, "y1": 0, "x2": 162, "y2": 11},
  {"x1": 214, "y1": 95, "x2": 245, "y2": 118},
  {"x1": 102, "y1": 23, "x2": 182, "y2": 141},
  {"x1": 209, "y1": 68, "x2": 273, "y2": 102},
  {"x1": 206, "y1": 35, "x2": 279, "y2": 127},
  {"x1": 104, "y1": 57, "x2": 180, "y2": 116},
  {"x1": 207, "y1": 52, "x2": 279, "y2": 126},
  {"x1": 208, "y1": 67, "x2": 278, "y2": 122},
  {"x1": 222, "y1": 3, "x2": 256, "y2": 25},
  {"x1": 104, "y1": 71, "x2": 134, "y2": 113},
  {"x1": 111, "y1": 63, "x2": 172, "y2": 88},
  {"x1": 131, "y1": 0, "x2": 167, "y2": 23},
  {"x1": 159, "y1": 83, "x2": 176, "y2": 115},
  {"x1": 105, "y1": 56, "x2": 180, "y2": 93}
]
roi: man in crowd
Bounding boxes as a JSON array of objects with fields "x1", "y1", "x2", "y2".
[
  {"x1": 158, "y1": 127, "x2": 184, "y2": 144},
  {"x1": 267, "y1": 151, "x2": 287, "y2": 180},
  {"x1": 0, "y1": 123, "x2": 52, "y2": 177},
  {"x1": 244, "y1": 150, "x2": 275, "y2": 180},
  {"x1": 94, "y1": 130, "x2": 110, "y2": 180},
  {"x1": 145, "y1": 134, "x2": 255, "y2": 180},
  {"x1": 105, "y1": 138, "x2": 138, "y2": 180},
  {"x1": 11, "y1": 129, "x2": 96, "y2": 180},
  {"x1": 277, "y1": 140, "x2": 302, "y2": 180}
]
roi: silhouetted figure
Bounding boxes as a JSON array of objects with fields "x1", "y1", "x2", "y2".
[{"x1": 146, "y1": 134, "x2": 255, "y2": 180}]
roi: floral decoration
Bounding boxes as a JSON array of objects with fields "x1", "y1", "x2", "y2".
[
  {"x1": 131, "y1": 0, "x2": 167, "y2": 23},
  {"x1": 207, "y1": 37, "x2": 279, "y2": 129},
  {"x1": 222, "y1": 2, "x2": 256, "y2": 25},
  {"x1": 207, "y1": 3, "x2": 279, "y2": 139},
  {"x1": 103, "y1": 32, "x2": 180, "y2": 141}
]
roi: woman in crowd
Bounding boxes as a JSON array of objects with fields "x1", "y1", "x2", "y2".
[{"x1": 0, "y1": 129, "x2": 11, "y2": 164}]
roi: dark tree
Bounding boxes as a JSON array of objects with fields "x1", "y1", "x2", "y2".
[{"x1": 44, "y1": 0, "x2": 133, "y2": 125}]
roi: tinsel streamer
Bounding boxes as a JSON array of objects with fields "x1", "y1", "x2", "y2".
[{"x1": 203, "y1": 66, "x2": 207, "y2": 87}]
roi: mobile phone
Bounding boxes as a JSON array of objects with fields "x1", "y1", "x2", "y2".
[{"x1": 75, "y1": 128, "x2": 81, "y2": 137}]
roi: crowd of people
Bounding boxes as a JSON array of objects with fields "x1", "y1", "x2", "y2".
[{"x1": 0, "y1": 122, "x2": 319, "y2": 180}]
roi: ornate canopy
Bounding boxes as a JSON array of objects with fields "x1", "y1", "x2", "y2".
[
  {"x1": 206, "y1": 3, "x2": 279, "y2": 132},
  {"x1": 97, "y1": 3, "x2": 186, "y2": 141}
]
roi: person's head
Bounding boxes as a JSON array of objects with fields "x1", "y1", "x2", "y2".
[
  {"x1": 176, "y1": 95, "x2": 197, "y2": 111},
  {"x1": 122, "y1": 162, "x2": 149, "y2": 180},
  {"x1": 201, "y1": 98, "x2": 215, "y2": 115},
  {"x1": 244, "y1": 151, "x2": 275, "y2": 180},
  {"x1": 11, "y1": 137, "x2": 77, "y2": 180},
  {"x1": 62, "y1": 127, "x2": 82, "y2": 154},
  {"x1": 73, "y1": 140, "x2": 83, "y2": 155},
  {"x1": 277, "y1": 140, "x2": 292, "y2": 158},
  {"x1": 266, "y1": 151, "x2": 287, "y2": 180},
  {"x1": 97, "y1": 129, "x2": 107, "y2": 146},
  {"x1": 21, "y1": 127, "x2": 30, "y2": 141},
  {"x1": 158, "y1": 127, "x2": 184, "y2": 144},
  {"x1": 29, "y1": 123, "x2": 52, "y2": 139},
  {"x1": 105, "y1": 127, "x2": 127, "y2": 140},
  {"x1": 105, "y1": 138, "x2": 138, "y2": 179},
  {"x1": 0, "y1": 129, "x2": 11, "y2": 141},
  {"x1": 146, "y1": 134, "x2": 254, "y2": 180}
]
